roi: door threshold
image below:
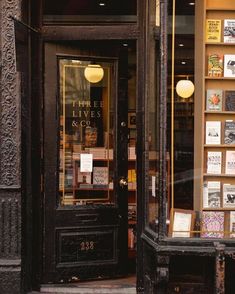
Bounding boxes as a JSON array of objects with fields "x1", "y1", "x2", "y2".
[{"x1": 35, "y1": 275, "x2": 136, "y2": 294}]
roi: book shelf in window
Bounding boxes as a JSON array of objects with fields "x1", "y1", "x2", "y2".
[{"x1": 193, "y1": 0, "x2": 235, "y2": 239}]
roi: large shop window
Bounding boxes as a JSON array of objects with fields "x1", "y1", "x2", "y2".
[{"x1": 168, "y1": 0, "x2": 235, "y2": 240}]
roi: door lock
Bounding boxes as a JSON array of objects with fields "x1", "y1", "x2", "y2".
[{"x1": 119, "y1": 178, "x2": 128, "y2": 188}]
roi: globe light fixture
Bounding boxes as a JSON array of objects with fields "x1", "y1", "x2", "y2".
[
  {"x1": 176, "y1": 79, "x2": 195, "y2": 98},
  {"x1": 84, "y1": 64, "x2": 104, "y2": 83}
]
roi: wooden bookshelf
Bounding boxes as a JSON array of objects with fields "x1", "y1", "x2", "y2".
[{"x1": 195, "y1": 0, "x2": 235, "y2": 237}]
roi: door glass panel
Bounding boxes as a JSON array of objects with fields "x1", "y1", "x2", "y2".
[{"x1": 59, "y1": 58, "x2": 114, "y2": 206}]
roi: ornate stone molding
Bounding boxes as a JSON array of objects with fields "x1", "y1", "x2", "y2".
[
  {"x1": 0, "y1": 0, "x2": 22, "y2": 187},
  {"x1": 0, "y1": 1, "x2": 22, "y2": 292}
]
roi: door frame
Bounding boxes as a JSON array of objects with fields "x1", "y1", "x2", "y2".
[{"x1": 30, "y1": 0, "x2": 151, "y2": 291}]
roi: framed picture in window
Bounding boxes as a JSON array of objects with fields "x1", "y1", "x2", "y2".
[
  {"x1": 169, "y1": 208, "x2": 195, "y2": 238},
  {"x1": 128, "y1": 112, "x2": 136, "y2": 129}
]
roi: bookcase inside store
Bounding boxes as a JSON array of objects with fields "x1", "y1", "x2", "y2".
[{"x1": 195, "y1": 0, "x2": 235, "y2": 238}]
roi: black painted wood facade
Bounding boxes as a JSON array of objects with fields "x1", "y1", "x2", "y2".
[{"x1": 1, "y1": 1, "x2": 235, "y2": 294}]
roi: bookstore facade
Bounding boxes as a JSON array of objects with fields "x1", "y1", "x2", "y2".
[{"x1": 2, "y1": 0, "x2": 235, "y2": 293}]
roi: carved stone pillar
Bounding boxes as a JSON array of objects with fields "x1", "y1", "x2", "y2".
[{"x1": 0, "y1": 0, "x2": 22, "y2": 293}]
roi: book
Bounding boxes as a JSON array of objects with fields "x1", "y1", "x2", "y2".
[
  {"x1": 208, "y1": 53, "x2": 223, "y2": 77},
  {"x1": 224, "y1": 120, "x2": 235, "y2": 145},
  {"x1": 205, "y1": 19, "x2": 221, "y2": 43},
  {"x1": 207, "y1": 151, "x2": 222, "y2": 174},
  {"x1": 206, "y1": 89, "x2": 223, "y2": 111},
  {"x1": 224, "y1": 19, "x2": 235, "y2": 43},
  {"x1": 224, "y1": 54, "x2": 235, "y2": 77},
  {"x1": 230, "y1": 211, "x2": 235, "y2": 238},
  {"x1": 93, "y1": 167, "x2": 109, "y2": 186},
  {"x1": 225, "y1": 90, "x2": 235, "y2": 111},
  {"x1": 77, "y1": 171, "x2": 92, "y2": 184},
  {"x1": 205, "y1": 121, "x2": 221, "y2": 145},
  {"x1": 203, "y1": 181, "x2": 221, "y2": 208},
  {"x1": 225, "y1": 150, "x2": 235, "y2": 174},
  {"x1": 223, "y1": 184, "x2": 235, "y2": 208},
  {"x1": 201, "y1": 211, "x2": 224, "y2": 238}
]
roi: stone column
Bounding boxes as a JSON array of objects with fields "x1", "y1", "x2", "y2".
[{"x1": 0, "y1": 0, "x2": 22, "y2": 293}]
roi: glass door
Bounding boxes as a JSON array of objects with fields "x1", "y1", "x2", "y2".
[{"x1": 43, "y1": 42, "x2": 129, "y2": 283}]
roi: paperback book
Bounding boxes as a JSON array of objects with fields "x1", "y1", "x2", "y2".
[
  {"x1": 225, "y1": 90, "x2": 235, "y2": 111},
  {"x1": 224, "y1": 19, "x2": 235, "y2": 43},
  {"x1": 205, "y1": 121, "x2": 221, "y2": 145},
  {"x1": 207, "y1": 151, "x2": 222, "y2": 174},
  {"x1": 208, "y1": 53, "x2": 223, "y2": 77},
  {"x1": 230, "y1": 211, "x2": 235, "y2": 238},
  {"x1": 224, "y1": 120, "x2": 235, "y2": 145},
  {"x1": 224, "y1": 54, "x2": 235, "y2": 77},
  {"x1": 225, "y1": 150, "x2": 235, "y2": 174},
  {"x1": 203, "y1": 181, "x2": 221, "y2": 208},
  {"x1": 201, "y1": 211, "x2": 224, "y2": 238},
  {"x1": 223, "y1": 184, "x2": 235, "y2": 208},
  {"x1": 206, "y1": 89, "x2": 223, "y2": 111},
  {"x1": 205, "y1": 19, "x2": 221, "y2": 43}
]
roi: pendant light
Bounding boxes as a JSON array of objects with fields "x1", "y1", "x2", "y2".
[{"x1": 84, "y1": 64, "x2": 104, "y2": 83}]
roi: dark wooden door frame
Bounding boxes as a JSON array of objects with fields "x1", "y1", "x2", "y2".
[{"x1": 30, "y1": 0, "x2": 148, "y2": 291}]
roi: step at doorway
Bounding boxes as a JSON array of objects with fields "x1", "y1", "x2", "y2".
[{"x1": 31, "y1": 275, "x2": 136, "y2": 294}]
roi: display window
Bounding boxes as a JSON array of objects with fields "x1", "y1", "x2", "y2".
[{"x1": 168, "y1": 0, "x2": 235, "y2": 239}]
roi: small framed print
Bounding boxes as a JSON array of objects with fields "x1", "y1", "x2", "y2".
[
  {"x1": 128, "y1": 112, "x2": 136, "y2": 129},
  {"x1": 169, "y1": 209, "x2": 195, "y2": 238}
]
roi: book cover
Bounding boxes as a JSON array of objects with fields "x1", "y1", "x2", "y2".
[
  {"x1": 207, "y1": 151, "x2": 222, "y2": 174},
  {"x1": 230, "y1": 211, "x2": 235, "y2": 238},
  {"x1": 224, "y1": 54, "x2": 235, "y2": 77},
  {"x1": 224, "y1": 19, "x2": 235, "y2": 43},
  {"x1": 205, "y1": 121, "x2": 221, "y2": 145},
  {"x1": 224, "y1": 120, "x2": 235, "y2": 145},
  {"x1": 225, "y1": 90, "x2": 235, "y2": 111},
  {"x1": 203, "y1": 181, "x2": 221, "y2": 208},
  {"x1": 225, "y1": 150, "x2": 235, "y2": 174},
  {"x1": 201, "y1": 211, "x2": 224, "y2": 238},
  {"x1": 208, "y1": 54, "x2": 223, "y2": 77},
  {"x1": 93, "y1": 167, "x2": 109, "y2": 185},
  {"x1": 206, "y1": 89, "x2": 223, "y2": 111},
  {"x1": 223, "y1": 184, "x2": 235, "y2": 208},
  {"x1": 205, "y1": 19, "x2": 221, "y2": 43},
  {"x1": 77, "y1": 171, "x2": 92, "y2": 184}
]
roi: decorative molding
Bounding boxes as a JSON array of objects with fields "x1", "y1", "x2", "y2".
[
  {"x1": 0, "y1": 1, "x2": 22, "y2": 292},
  {"x1": 0, "y1": 0, "x2": 22, "y2": 187}
]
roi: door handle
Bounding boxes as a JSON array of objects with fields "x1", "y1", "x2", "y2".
[{"x1": 119, "y1": 177, "x2": 128, "y2": 188}]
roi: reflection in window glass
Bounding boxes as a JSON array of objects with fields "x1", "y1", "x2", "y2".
[{"x1": 59, "y1": 59, "x2": 114, "y2": 206}]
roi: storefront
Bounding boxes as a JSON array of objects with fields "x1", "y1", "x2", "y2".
[{"x1": 1, "y1": 0, "x2": 235, "y2": 293}]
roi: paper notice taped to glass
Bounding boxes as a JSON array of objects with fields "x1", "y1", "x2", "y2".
[{"x1": 80, "y1": 154, "x2": 93, "y2": 172}]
